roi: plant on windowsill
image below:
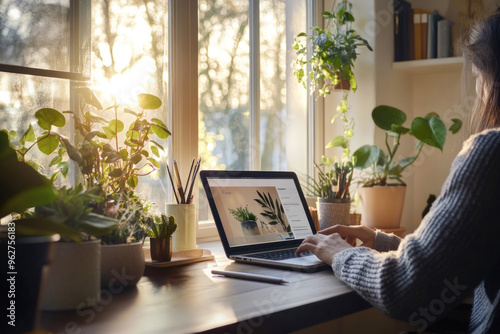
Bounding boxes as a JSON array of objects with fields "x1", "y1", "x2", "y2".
[
  {"x1": 1, "y1": 88, "x2": 171, "y2": 301},
  {"x1": 351, "y1": 105, "x2": 462, "y2": 229},
  {"x1": 229, "y1": 206, "x2": 260, "y2": 236},
  {"x1": 145, "y1": 214, "x2": 177, "y2": 262}
]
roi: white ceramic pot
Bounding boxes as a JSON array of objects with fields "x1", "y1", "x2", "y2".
[
  {"x1": 41, "y1": 240, "x2": 101, "y2": 311},
  {"x1": 316, "y1": 199, "x2": 351, "y2": 230},
  {"x1": 358, "y1": 186, "x2": 406, "y2": 229},
  {"x1": 101, "y1": 241, "x2": 145, "y2": 287}
]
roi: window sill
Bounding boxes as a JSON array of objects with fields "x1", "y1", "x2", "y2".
[{"x1": 197, "y1": 219, "x2": 220, "y2": 242}]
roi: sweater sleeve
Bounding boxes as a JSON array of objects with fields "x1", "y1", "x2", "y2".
[
  {"x1": 332, "y1": 129, "x2": 500, "y2": 324},
  {"x1": 373, "y1": 231, "x2": 402, "y2": 252}
]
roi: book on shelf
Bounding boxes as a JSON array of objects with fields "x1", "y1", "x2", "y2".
[
  {"x1": 437, "y1": 19, "x2": 453, "y2": 58},
  {"x1": 394, "y1": 2, "x2": 453, "y2": 62},
  {"x1": 427, "y1": 10, "x2": 444, "y2": 59},
  {"x1": 394, "y1": 0, "x2": 412, "y2": 61},
  {"x1": 413, "y1": 8, "x2": 431, "y2": 60}
]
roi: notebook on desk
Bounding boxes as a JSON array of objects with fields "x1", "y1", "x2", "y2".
[{"x1": 200, "y1": 170, "x2": 327, "y2": 270}]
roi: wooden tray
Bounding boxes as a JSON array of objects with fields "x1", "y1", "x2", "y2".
[{"x1": 144, "y1": 248, "x2": 214, "y2": 267}]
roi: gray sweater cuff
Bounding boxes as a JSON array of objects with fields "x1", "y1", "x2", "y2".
[
  {"x1": 332, "y1": 247, "x2": 371, "y2": 277},
  {"x1": 373, "y1": 231, "x2": 402, "y2": 252}
]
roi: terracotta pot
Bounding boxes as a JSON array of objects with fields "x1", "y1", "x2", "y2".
[
  {"x1": 101, "y1": 241, "x2": 145, "y2": 287},
  {"x1": 333, "y1": 78, "x2": 351, "y2": 91},
  {"x1": 41, "y1": 240, "x2": 101, "y2": 311},
  {"x1": 150, "y1": 237, "x2": 173, "y2": 262},
  {"x1": 358, "y1": 186, "x2": 406, "y2": 229},
  {"x1": 316, "y1": 198, "x2": 351, "y2": 230}
]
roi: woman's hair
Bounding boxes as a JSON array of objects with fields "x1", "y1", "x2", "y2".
[{"x1": 460, "y1": 11, "x2": 500, "y2": 133}]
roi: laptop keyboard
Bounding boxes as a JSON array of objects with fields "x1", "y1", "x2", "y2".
[{"x1": 248, "y1": 248, "x2": 313, "y2": 260}]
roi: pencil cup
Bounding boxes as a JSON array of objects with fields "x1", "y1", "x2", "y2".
[{"x1": 166, "y1": 203, "x2": 197, "y2": 251}]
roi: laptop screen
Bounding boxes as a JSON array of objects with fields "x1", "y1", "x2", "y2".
[{"x1": 201, "y1": 171, "x2": 315, "y2": 250}]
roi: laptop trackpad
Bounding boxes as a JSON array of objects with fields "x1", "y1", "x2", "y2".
[{"x1": 279, "y1": 255, "x2": 324, "y2": 266}]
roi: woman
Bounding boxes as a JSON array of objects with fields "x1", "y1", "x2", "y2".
[{"x1": 296, "y1": 12, "x2": 500, "y2": 334}]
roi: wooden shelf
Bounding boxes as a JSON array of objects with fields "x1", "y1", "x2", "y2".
[{"x1": 392, "y1": 57, "x2": 463, "y2": 74}]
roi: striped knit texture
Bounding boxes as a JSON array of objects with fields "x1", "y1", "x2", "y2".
[{"x1": 332, "y1": 128, "x2": 500, "y2": 333}]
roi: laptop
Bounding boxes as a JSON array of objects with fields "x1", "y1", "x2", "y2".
[{"x1": 200, "y1": 170, "x2": 327, "y2": 270}]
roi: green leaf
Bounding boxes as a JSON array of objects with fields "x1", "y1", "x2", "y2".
[
  {"x1": 15, "y1": 217, "x2": 81, "y2": 242},
  {"x1": 55, "y1": 133, "x2": 82, "y2": 163},
  {"x1": 104, "y1": 153, "x2": 121, "y2": 164},
  {"x1": 150, "y1": 145, "x2": 160, "y2": 157},
  {"x1": 352, "y1": 145, "x2": 379, "y2": 169},
  {"x1": 35, "y1": 108, "x2": 66, "y2": 130},
  {"x1": 58, "y1": 161, "x2": 69, "y2": 178},
  {"x1": 102, "y1": 126, "x2": 116, "y2": 139},
  {"x1": 126, "y1": 130, "x2": 140, "y2": 140},
  {"x1": 37, "y1": 134, "x2": 60, "y2": 155},
  {"x1": 326, "y1": 135, "x2": 347, "y2": 149},
  {"x1": 151, "y1": 118, "x2": 168, "y2": 128},
  {"x1": 109, "y1": 119, "x2": 124, "y2": 133},
  {"x1": 49, "y1": 155, "x2": 62, "y2": 167},
  {"x1": 411, "y1": 116, "x2": 446, "y2": 150},
  {"x1": 19, "y1": 125, "x2": 35, "y2": 145},
  {"x1": 84, "y1": 131, "x2": 100, "y2": 142},
  {"x1": 391, "y1": 124, "x2": 410, "y2": 135},
  {"x1": 79, "y1": 213, "x2": 118, "y2": 237},
  {"x1": 372, "y1": 105, "x2": 407, "y2": 131},
  {"x1": 449, "y1": 118, "x2": 462, "y2": 134},
  {"x1": 108, "y1": 168, "x2": 123, "y2": 177},
  {"x1": 119, "y1": 149, "x2": 128, "y2": 160},
  {"x1": 130, "y1": 153, "x2": 142, "y2": 164},
  {"x1": 138, "y1": 93, "x2": 162, "y2": 110},
  {"x1": 127, "y1": 175, "x2": 139, "y2": 188},
  {"x1": 148, "y1": 157, "x2": 160, "y2": 168},
  {"x1": 75, "y1": 87, "x2": 103, "y2": 110},
  {"x1": 151, "y1": 124, "x2": 171, "y2": 139}
]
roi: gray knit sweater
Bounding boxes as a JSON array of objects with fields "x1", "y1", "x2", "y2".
[{"x1": 332, "y1": 129, "x2": 500, "y2": 333}]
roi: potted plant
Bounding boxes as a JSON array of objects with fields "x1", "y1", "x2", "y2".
[
  {"x1": 2, "y1": 111, "x2": 118, "y2": 311},
  {"x1": 24, "y1": 185, "x2": 118, "y2": 311},
  {"x1": 145, "y1": 214, "x2": 177, "y2": 262},
  {"x1": 301, "y1": 157, "x2": 353, "y2": 229},
  {"x1": 0, "y1": 131, "x2": 59, "y2": 333},
  {"x1": 352, "y1": 105, "x2": 462, "y2": 229},
  {"x1": 67, "y1": 89, "x2": 171, "y2": 286},
  {"x1": 229, "y1": 206, "x2": 259, "y2": 236},
  {"x1": 292, "y1": 0, "x2": 372, "y2": 95}
]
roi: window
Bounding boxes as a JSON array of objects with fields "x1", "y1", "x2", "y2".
[
  {"x1": 1, "y1": 0, "x2": 316, "y2": 241},
  {"x1": 198, "y1": 0, "x2": 310, "y2": 227},
  {"x1": 0, "y1": 0, "x2": 89, "y2": 184}
]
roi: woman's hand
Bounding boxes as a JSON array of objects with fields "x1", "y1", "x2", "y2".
[
  {"x1": 296, "y1": 233, "x2": 352, "y2": 266},
  {"x1": 319, "y1": 225, "x2": 376, "y2": 248}
]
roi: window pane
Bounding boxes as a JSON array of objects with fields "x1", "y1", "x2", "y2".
[
  {"x1": 199, "y1": 0, "x2": 250, "y2": 171},
  {"x1": 0, "y1": 73, "x2": 71, "y2": 179},
  {"x1": 0, "y1": 0, "x2": 71, "y2": 72},
  {"x1": 91, "y1": 0, "x2": 169, "y2": 208}
]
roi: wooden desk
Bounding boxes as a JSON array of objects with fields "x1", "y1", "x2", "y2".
[{"x1": 39, "y1": 242, "x2": 371, "y2": 334}]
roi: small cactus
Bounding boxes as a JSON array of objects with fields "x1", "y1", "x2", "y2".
[{"x1": 146, "y1": 214, "x2": 177, "y2": 238}]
